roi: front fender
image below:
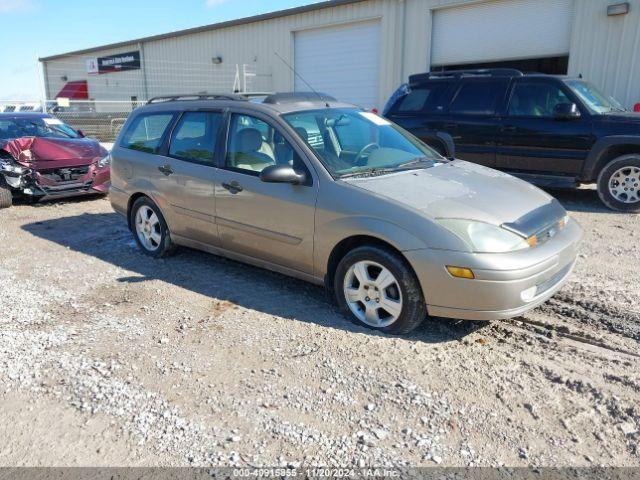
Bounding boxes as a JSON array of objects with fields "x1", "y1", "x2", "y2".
[
  {"x1": 581, "y1": 136, "x2": 640, "y2": 181},
  {"x1": 314, "y1": 215, "x2": 437, "y2": 279}
]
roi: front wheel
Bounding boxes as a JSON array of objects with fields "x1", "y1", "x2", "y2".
[
  {"x1": 334, "y1": 245, "x2": 427, "y2": 335},
  {"x1": 597, "y1": 155, "x2": 640, "y2": 212},
  {"x1": 0, "y1": 176, "x2": 13, "y2": 209},
  {"x1": 130, "y1": 197, "x2": 176, "y2": 257}
]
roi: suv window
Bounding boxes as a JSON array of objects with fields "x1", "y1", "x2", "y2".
[
  {"x1": 121, "y1": 113, "x2": 174, "y2": 154},
  {"x1": 169, "y1": 112, "x2": 222, "y2": 164},
  {"x1": 508, "y1": 81, "x2": 571, "y2": 117},
  {"x1": 450, "y1": 80, "x2": 507, "y2": 115},
  {"x1": 391, "y1": 82, "x2": 451, "y2": 114}
]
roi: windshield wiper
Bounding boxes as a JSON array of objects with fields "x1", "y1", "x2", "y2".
[{"x1": 339, "y1": 158, "x2": 435, "y2": 179}]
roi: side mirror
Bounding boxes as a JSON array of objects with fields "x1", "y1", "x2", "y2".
[
  {"x1": 76, "y1": 129, "x2": 86, "y2": 138},
  {"x1": 553, "y1": 103, "x2": 581, "y2": 120},
  {"x1": 260, "y1": 164, "x2": 306, "y2": 185}
]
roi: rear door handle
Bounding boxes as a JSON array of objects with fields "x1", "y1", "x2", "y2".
[
  {"x1": 222, "y1": 181, "x2": 243, "y2": 194},
  {"x1": 158, "y1": 164, "x2": 174, "y2": 176},
  {"x1": 502, "y1": 125, "x2": 517, "y2": 132},
  {"x1": 443, "y1": 123, "x2": 458, "y2": 129}
]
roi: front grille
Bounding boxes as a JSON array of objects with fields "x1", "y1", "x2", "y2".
[
  {"x1": 531, "y1": 217, "x2": 567, "y2": 247},
  {"x1": 39, "y1": 166, "x2": 90, "y2": 183}
]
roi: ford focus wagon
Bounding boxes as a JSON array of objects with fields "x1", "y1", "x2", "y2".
[{"x1": 110, "y1": 93, "x2": 582, "y2": 334}]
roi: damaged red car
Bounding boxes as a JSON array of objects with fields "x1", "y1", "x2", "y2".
[{"x1": 0, "y1": 113, "x2": 110, "y2": 208}]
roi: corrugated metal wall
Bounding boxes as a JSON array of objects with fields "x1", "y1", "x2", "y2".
[
  {"x1": 43, "y1": 0, "x2": 640, "y2": 109},
  {"x1": 568, "y1": 0, "x2": 640, "y2": 108}
]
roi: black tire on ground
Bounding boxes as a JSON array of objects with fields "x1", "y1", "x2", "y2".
[
  {"x1": 597, "y1": 154, "x2": 640, "y2": 213},
  {"x1": 0, "y1": 176, "x2": 13, "y2": 209},
  {"x1": 129, "y1": 197, "x2": 176, "y2": 258},
  {"x1": 334, "y1": 245, "x2": 427, "y2": 335}
]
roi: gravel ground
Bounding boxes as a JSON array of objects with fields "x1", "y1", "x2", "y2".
[{"x1": 0, "y1": 188, "x2": 638, "y2": 467}]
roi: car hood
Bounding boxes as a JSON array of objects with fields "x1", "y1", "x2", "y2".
[
  {"x1": 0, "y1": 137, "x2": 107, "y2": 169},
  {"x1": 601, "y1": 111, "x2": 640, "y2": 122},
  {"x1": 341, "y1": 160, "x2": 559, "y2": 227}
]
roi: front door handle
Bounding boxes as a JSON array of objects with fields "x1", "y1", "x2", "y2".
[
  {"x1": 158, "y1": 164, "x2": 174, "y2": 176},
  {"x1": 222, "y1": 181, "x2": 243, "y2": 194},
  {"x1": 502, "y1": 125, "x2": 517, "y2": 132}
]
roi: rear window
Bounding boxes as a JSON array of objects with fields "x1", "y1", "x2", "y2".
[
  {"x1": 389, "y1": 83, "x2": 450, "y2": 114},
  {"x1": 121, "y1": 113, "x2": 175, "y2": 154},
  {"x1": 450, "y1": 80, "x2": 508, "y2": 115}
]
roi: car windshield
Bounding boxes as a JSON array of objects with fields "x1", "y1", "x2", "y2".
[
  {"x1": 0, "y1": 117, "x2": 81, "y2": 140},
  {"x1": 566, "y1": 80, "x2": 626, "y2": 114},
  {"x1": 282, "y1": 108, "x2": 443, "y2": 178}
]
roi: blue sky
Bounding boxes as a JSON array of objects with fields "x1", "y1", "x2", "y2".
[{"x1": 0, "y1": 0, "x2": 314, "y2": 100}]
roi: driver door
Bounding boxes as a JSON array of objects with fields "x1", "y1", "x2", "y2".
[{"x1": 215, "y1": 112, "x2": 318, "y2": 274}]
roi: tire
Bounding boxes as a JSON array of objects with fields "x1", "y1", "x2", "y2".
[
  {"x1": 334, "y1": 245, "x2": 427, "y2": 335},
  {"x1": 597, "y1": 154, "x2": 640, "y2": 213},
  {"x1": 129, "y1": 197, "x2": 176, "y2": 258},
  {"x1": 0, "y1": 176, "x2": 13, "y2": 209}
]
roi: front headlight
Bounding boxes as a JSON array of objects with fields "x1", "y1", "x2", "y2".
[
  {"x1": 98, "y1": 153, "x2": 111, "y2": 168},
  {"x1": 436, "y1": 219, "x2": 529, "y2": 253}
]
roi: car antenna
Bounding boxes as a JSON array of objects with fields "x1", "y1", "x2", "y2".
[{"x1": 274, "y1": 52, "x2": 330, "y2": 107}]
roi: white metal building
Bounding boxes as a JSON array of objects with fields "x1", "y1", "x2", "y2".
[{"x1": 40, "y1": 0, "x2": 640, "y2": 111}]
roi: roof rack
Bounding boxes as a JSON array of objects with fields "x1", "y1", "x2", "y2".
[
  {"x1": 263, "y1": 92, "x2": 337, "y2": 105},
  {"x1": 147, "y1": 93, "x2": 249, "y2": 104},
  {"x1": 409, "y1": 68, "x2": 524, "y2": 84}
]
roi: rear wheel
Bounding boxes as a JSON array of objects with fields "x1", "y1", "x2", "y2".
[
  {"x1": 130, "y1": 197, "x2": 176, "y2": 257},
  {"x1": 0, "y1": 176, "x2": 13, "y2": 209},
  {"x1": 334, "y1": 245, "x2": 427, "y2": 335},
  {"x1": 597, "y1": 155, "x2": 640, "y2": 212}
]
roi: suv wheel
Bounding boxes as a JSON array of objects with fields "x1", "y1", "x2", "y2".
[
  {"x1": 597, "y1": 155, "x2": 640, "y2": 212},
  {"x1": 0, "y1": 176, "x2": 13, "y2": 209},
  {"x1": 130, "y1": 197, "x2": 176, "y2": 257},
  {"x1": 334, "y1": 245, "x2": 427, "y2": 335}
]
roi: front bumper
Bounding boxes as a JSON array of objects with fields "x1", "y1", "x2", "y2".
[
  {"x1": 3, "y1": 163, "x2": 110, "y2": 199},
  {"x1": 405, "y1": 218, "x2": 582, "y2": 321}
]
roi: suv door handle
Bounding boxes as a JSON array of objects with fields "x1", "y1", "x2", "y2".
[
  {"x1": 443, "y1": 123, "x2": 458, "y2": 129},
  {"x1": 158, "y1": 164, "x2": 174, "y2": 176},
  {"x1": 502, "y1": 125, "x2": 517, "y2": 132},
  {"x1": 222, "y1": 181, "x2": 243, "y2": 194}
]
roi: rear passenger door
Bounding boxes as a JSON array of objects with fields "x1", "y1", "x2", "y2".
[
  {"x1": 444, "y1": 79, "x2": 509, "y2": 167},
  {"x1": 496, "y1": 79, "x2": 594, "y2": 175},
  {"x1": 157, "y1": 110, "x2": 224, "y2": 246}
]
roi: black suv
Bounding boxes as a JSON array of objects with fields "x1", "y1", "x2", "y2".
[{"x1": 384, "y1": 69, "x2": 640, "y2": 212}]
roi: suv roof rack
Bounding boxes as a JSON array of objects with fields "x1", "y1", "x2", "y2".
[
  {"x1": 409, "y1": 68, "x2": 524, "y2": 84},
  {"x1": 263, "y1": 92, "x2": 337, "y2": 105},
  {"x1": 147, "y1": 93, "x2": 250, "y2": 104}
]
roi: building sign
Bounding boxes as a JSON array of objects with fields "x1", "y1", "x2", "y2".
[{"x1": 86, "y1": 50, "x2": 141, "y2": 75}]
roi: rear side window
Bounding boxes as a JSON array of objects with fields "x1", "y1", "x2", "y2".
[
  {"x1": 390, "y1": 83, "x2": 450, "y2": 114},
  {"x1": 169, "y1": 112, "x2": 223, "y2": 164},
  {"x1": 450, "y1": 80, "x2": 507, "y2": 115},
  {"x1": 121, "y1": 113, "x2": 174, "y2": 154}
]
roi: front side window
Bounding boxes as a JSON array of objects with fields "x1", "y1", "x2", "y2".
[
  {"x1": 283, "y1": 108, "x2": 442, "y2": 178},
  {"x1": 0, "y1": 117, "x2": 80, "y2": 140},
  {"x1": 565, "y1": 80, "x2": 625, "y2": 114},
  {"x1": 169, "y1": 111, "x2": 222, "y2": 164},
  {"x1": 508, "y1": 82, "x2": 571, "y2": 117},
  {"x1": 121, "y1": 113, "x2": 174, "y2": 154},
  {"x1": 450, "y1": 80, "x2": 507, "y2": 115}
]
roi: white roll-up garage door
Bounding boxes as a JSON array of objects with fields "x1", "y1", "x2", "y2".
[
  {"x1": 294, "y1": 20, "x2": 381, "y2": 109},
  {"x1": 431, "y1": 0, "x2": 574, "y2": 67}
]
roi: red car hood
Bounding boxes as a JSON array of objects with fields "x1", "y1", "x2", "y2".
[{"x1": 1, "y1": 137, "x2": 107, "y2": 169}]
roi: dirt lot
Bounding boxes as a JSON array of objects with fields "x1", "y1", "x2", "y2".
[{"x1": 0, "y1": 188, "x2": 638, "y2": 468}]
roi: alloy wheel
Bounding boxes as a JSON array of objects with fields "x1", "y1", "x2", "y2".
[
  {"x1": 608, "y1": 166, "x2": 640, "y2": 204},
  {"x1": 135, "y1": 205, "x2": 162, "y2": 251},
  {"x1": 343, "y1": 260, "x2": 403, "y2": 328}
]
